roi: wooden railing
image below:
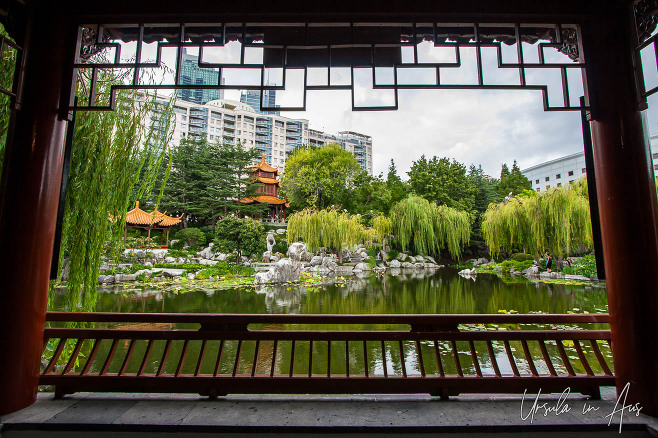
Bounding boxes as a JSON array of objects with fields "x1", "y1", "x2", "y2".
[{"x1": 40, "y1": 313, "x2": 614, "y2": 399}]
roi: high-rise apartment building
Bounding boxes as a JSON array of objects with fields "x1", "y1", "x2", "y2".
[
  {"x1": 240, "y1": 90, "x2": 279, "y2": 115},
  {"x1": 177, "y1": 49, "x2": 224, "y2": 104},
  {"x1": 169, "y1": 98, "x2": 374, "y2": 175}
]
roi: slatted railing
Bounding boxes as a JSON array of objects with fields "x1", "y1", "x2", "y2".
[{"x1": 40, "y1": 313, "x2": 614, "y2": 399}]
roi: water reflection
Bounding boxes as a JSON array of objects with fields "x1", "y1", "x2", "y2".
[{"x1": 51, "y1": 268, "x2": 608, "y2": 315}]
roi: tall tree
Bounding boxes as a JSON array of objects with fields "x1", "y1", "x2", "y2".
[
  {"x1": 389, "y1": 195, "x2": 471, "y2": 259},
  {"x1": 482, "y1": 180, "x2": 592, "y2": 258},
  {"x1": 407, "y1": 155, "x2": 476, "y2": 212},
  {"x1": 496, "y1": 159, "x2": 531, "y2": 197},
  {"x1": 346, "y1": 171, "x2": 392, "y2": 215},
  {"x1": 161, "y1": 139, "x2": 266, "y2": 227},
  {"x1": 386, "y1": 159, "x2": 408, "y2": 207},
  {"x1": 468, "y1": 164, "x2": 501, "y2": 240},
  {"x1": 280, "y1": 143, "x2": 362, "y2": 210}
]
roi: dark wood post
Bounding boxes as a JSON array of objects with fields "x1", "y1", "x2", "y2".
[
  {"x1": 582, "y1": 4, "x2": 658, "y2": 416},
  {"x1": 0, "y1": 10, "x2": 72, "y2": 414}
]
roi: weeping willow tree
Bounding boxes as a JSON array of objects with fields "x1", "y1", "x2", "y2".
[
  {"x1": 389, "y1": 195, "x2": 471, "y2": 259},
  {"x1": 372, "y1": 215, "x2": 392, "y2": 248},
  {"x1": 287, "y1": 208, "x2": 369, "y2": 262},
  {"x1": 481, "y1": 179, "x2": 592, "y2": 258},
  {"x1": 54, "y1": 67, "x2": 175, "y2": 312},
  {"x1": 0, "y1": 23, "x2": 17, "y2": 176}
]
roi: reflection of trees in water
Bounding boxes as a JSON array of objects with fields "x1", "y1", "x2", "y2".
[{"x1": 51, "y1": 270, "x2": 608, "y2": 317}]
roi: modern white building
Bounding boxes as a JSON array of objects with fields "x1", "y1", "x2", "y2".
[
  {"x1": 522, "y1": 134, "x2": 658, "y2": 192},
  {"x1": 167, "y1": 97, "x2": 374, "y2": 175}
]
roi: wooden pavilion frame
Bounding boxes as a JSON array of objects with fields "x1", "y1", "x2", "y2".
[{"x1": 0, "y1": 0, "x2": 656, "y2": 418}]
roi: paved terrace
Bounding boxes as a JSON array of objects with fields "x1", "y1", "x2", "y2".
[{"x1": 2, "y1": 388, "x2": 657, "y2": 437}]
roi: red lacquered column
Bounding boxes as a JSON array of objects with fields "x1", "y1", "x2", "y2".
[
  {"x1": 0, "y1": 10, "x2": 71, "y2": 414},
  {"x1": 583, "y1": 4, "x2": 658, "y2": 417}
]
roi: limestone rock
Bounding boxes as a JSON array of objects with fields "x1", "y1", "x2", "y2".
[
  {"x1": 388, "y1": 259, "x2": 401, "y2": 268},
  {"x1": 165, "y1": 256, "x2": 176, "y2": 264},
  {"x1": 401, "y1": 262, "x2": 414, "y2": 269},
  {"x1": 254, "y1": 258, "x2": 302, "y2": 284},
  {"x1": 310, "y1": 255, "x2": 323, "y2": 266},
  {"x1": 98, "y1": 275, "x2": 115, "y2": 284},
  {"x1": 114, "y1": 273, "x2": 136, "y2": 283},
  {"x1": 354, "y1": 262, "x2": 371, "y2": 271},
  {"x1": 472, "y1": 257, "x2": 489, "y2": 267},
  {"x1": 321, "y1": 257, "x2": 338, "y2": 271},
  {"x1": 564, "y1": 274, "x2": 591, "y2": 281},
  {"x1": 275, "y1": 228, "x2": 286, "y2": 235},
  {"x1": 199, "y1": 259, "x2": 218, "y2": 265},
  {"x1": 287, "y1": 242, "x2": 307, "y2": 261},
  {"x1": 151, "y1": 268, "x2": 185, "y2": 277},
  {"x1": 539, "y1": 271, "x2": 564, "y2": 279},
  {"x1": 187, "y1": 273, "x2": 196, "y2": 280},
  {"x1": 266, "y1": 233, "x2": 276, "y2": 252},
  {"x1": 198, "y1": 246, "x2": 213, "y2": 260},
  {"x1": 262, "y1": 251, "x2": 272, "y2": 263},
  {"x1": 458, "y1": 268, "x2": 477, "y2": 276},
  {"x1": 425, "y1": 256, "x2": 437, "y2": 264},
  {"x1": 414, "y1": 262, "x2": 425, "y2": 269}
]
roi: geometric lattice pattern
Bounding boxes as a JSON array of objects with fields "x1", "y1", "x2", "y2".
[{"x1": 72, "y1": 22, "x2": 587, "y2": 112}]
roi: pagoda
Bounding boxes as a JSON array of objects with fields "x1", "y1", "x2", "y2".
[{"x1": 240, "y1": 154, "x2": 288, "y2": 220}]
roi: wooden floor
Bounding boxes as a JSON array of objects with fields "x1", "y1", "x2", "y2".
[{"x1": 1, "y1": 388, "x2": 657, "y2": 436}]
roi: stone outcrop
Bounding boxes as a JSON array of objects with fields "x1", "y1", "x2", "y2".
[{"x1": 254, "y1": 258, "x2": 303, "y2": 284}]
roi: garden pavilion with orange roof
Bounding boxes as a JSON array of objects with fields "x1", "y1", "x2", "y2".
[{"x1": 124, "y1": 201, "x2": 184, "y2": 247}]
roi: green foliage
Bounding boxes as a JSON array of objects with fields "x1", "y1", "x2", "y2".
[
  {"x1": 346, "y1": 171, "x2": 392, "y2": 215},
  {"x1": 511, "y1": 253, "x2": 535, "y2": 262},
  {"x1": 214, "y1": 215, "x2": 265, "y2": 261},
  {"x1": 408, "y1": 155, "x2": 477, "y2": 212},
  {"x1": 386, "y1": 159, "x2": 408, "y2": 208},
  {"x1": 468, "y1": 164, "x2": 501, "y2": 240},
  {"x1": 125, "y1": 236, "x2": 159, "y2": 249},
  {"x1": 389, "y1": 195, "x2": 471, "y2": 258},
  {"x1": 500, "y1": 260, "x2": 534, "y2": 273},
  {"x1": 562, "y1": 254, "x2": 597, "y2": 278},
  {"x1": 482, "y1": 179, "x2": 592, "y2": 258},
  {"x1": 161, "y1": 139, "x2": 267, "y2": 226},
  {"x1": 57, "y1": 65, "x2": 175, "y2": 312},
  {"x1": 272, "y1": 241, "x2": 289, "y2": 255},
  {"x1": 176, "y1": 227, "x2": 207, "y2": 247},
  {"x1": 372, "y1": 215, "x2": 392, "y2": 245},
  {"x1": 280, "y1": 143, "x2": 362, "y2": 210},
  {"x1": 386, "y1": 249, "x2": 400, "y2": 260},
  {"x1": 0, "y1": 24, "x2": 16, "y2": 176},
  {"x1": 196, "y1": 263, "x2": 255, "y2": 279},
  {"x1": 287, "y1": 208, "x2": 371, "y2": 261},
  {"x1": 496, "y1": 160, "x2": 531, "y2": 197}
]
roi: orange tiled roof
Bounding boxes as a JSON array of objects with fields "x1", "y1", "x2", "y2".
[
  {"x1": 257, "y1": 176, "x2": 279, "y2": 184},
  {"x1": 152, "y1": 209, "x2": 184, "y2": 227},
  {"x1": 252, "y1": 154, "x2": 279, "y2": 174},
  {"x1": 240, "y1": 195, "x2": 287, "y2": 205},
  {"x1": 125, "y1": 202, "x2": 183, "y2": 227}
]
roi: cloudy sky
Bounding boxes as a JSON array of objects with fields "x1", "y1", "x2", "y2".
[{"x1": 119, "y1": 35, "x2": 658, "y2": 179}]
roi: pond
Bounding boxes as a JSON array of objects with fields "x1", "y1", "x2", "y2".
[
  {"x1": 51, "y1": 268, "x2": 609, "y2": 315},
  {"x1": 45, "y1": 269, "x2": 611, "y2": 379}
]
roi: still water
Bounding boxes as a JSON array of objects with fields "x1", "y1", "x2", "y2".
[
  {"x1": 46, "y1": 269, "x2": 610, "y2": 378},
  {"x1": 51, "y1": 268, "x2": 609, "y2": 315}
]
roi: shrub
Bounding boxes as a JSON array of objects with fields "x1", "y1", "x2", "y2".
[
  {"x1": 500, "y1": 259, "x2": 534, "y2": 273},
  {"x1": 215, "y1": 216, "x2": 265, "y2": 262},
  {"x1": 272, "y1": 241, "x2": 288, "y2": 254},
  {"x1": 386, "y1": 249, "x2": 400, "y2": 260},
  {"x1": 562, "y1": 254, "x2": 597, "y2": 277},
  {"x1": 198, "y1": 226, "x2": 215, "y2": 245},
  {"x1": 510, "y1": 253, "x2": 534, "y2": 262},
  {"x1": 125, "y1": 236, "x2": 158, "y2": 249},
  {"x1": 176, "y1": 227, "x2": 207, "y2": 247}
]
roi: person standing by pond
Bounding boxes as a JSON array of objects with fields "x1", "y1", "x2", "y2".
[{"x1": 544, "y1": 252, "x2": 553, "y2": 272}]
